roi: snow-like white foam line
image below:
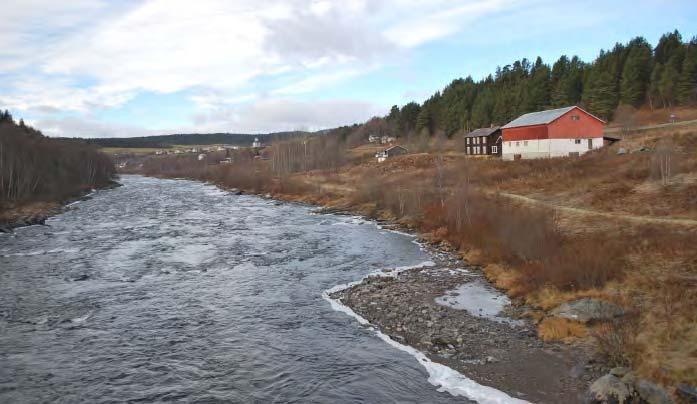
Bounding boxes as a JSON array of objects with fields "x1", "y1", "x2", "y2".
[
  {"x1": 323, "y1": 261, "x2": 528, "y2": 404},
  {"x1": 322, "y1": 261, "x2": 527, "y2": 404},
  {"x1": 66, "y1": 189, "x2": 99, "y2": 207},
  {"x1": 374, "y1": 222, "x2": 418, "y2": 238},
  {"x1": 1, "y1": 248, "x2": 79, "y2": 258}
]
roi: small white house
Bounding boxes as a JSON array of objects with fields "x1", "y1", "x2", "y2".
[
  {"x1": 198, "y1": 154, "x2": 206, "y2": 161},
  {"x1": 252, "y1": 137, "x2": 262, "y2": 148}
]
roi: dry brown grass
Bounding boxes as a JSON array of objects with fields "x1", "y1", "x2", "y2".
[{"x1": 538, "y1": 317, "x2": 588, "y2": 342}]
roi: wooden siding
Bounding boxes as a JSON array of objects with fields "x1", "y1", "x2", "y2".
[
  {"x1": 502, "y1": 124, "x2": 548, "y2": 141},
  {"x1": 547, "y1": 108, "x2": 604, "y2": 139}
]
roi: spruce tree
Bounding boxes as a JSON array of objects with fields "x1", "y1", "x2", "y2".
[
  {"x1": 526, "y1": 57, "x2": 551, "y2": 111},
  {"x1": 648, "y1": 63, "x2": 664, "y2": 109},
  {"x1": 415, "y1": 107, "x2": 433, "y2": 135},
  {"x1": 677, "y1": 38, "x2": 697, "y2": 105},
  {"x1": 583, "y1": 71, "x2": 619, "y2": 119},
  {"x1": 619, "y1": 38, "x2": 652, "y2": 107},
  {"x1": 659, "y1": 60, "x2": 681, "y2": 107}
]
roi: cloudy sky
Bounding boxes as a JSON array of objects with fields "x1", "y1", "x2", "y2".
[{"x1": 1, "y1": 0, "x2": 695, "y2": 138}]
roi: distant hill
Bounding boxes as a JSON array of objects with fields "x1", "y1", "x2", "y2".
[{"x1": 81, "y1": 131, "x2": 316, "y2": 149}]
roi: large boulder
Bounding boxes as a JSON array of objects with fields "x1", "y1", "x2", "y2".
[
  {"x1": 551, "y1": 298, "x2": 624, "y2": 323},
  {"x1": 587, "y1": 374, "x2": 631, "y2": 403},
  {"x1": 635, "y1": 379, "x2": 672, "y2": 404}
]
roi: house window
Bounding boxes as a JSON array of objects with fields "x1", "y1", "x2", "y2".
[
  {"x1": 571, "y1": 115, "x2": 580, "y2": 121},
  {"x1": 574, "y1": 139, "x2": 581, "y2": 144},
  {"x1": 516, "y1": 141, "x2": 520, "y2": 147},
  {"x1": 466, "y1": 138, "x2": 470, "y2": 144},
  {"x1": 481, "y1": 137, "x2": 487, "y2": 144},
  {"x1": 492, "y1": 146, "x2": 498, "y2": 153},
  {"x1": 523, "y1": 141, "x2": 528, "y2": 146}
]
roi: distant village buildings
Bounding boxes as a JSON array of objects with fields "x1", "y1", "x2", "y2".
[
  {"x1": 252, "y1": 137, "x2": 262, "y2": 148},
  {"x1": 368, "y1": 135, "x2": 397, "y2": 144}
]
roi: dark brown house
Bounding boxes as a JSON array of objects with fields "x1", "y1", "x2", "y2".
[{"x1": 465, "y1": 126, "x2": 502, "y2": 156}]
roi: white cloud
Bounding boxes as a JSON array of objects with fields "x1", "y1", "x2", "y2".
[
  {"x1": 0, "y1": 0, "x2": 526, "y2": 136},
  {"x1": 193, "y1": 98, "x2": 383, "y2": 133},
  {"x1": 34, "y1": 116, "x2": 158, "y2": 138}
]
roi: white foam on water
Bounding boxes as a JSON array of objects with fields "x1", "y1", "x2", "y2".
[
  {"x1": 71, "y1": 311, "x2": 93, "y2": 324},
  {"x1": 331, "y1": 216, "x2": 370, "y2": 226},
  {"x1": 323, "y1": 264, "x2": 529, "y2": 404},
  {"x1": 0, "y1": 248, "x2": 79, "y2": 258}
]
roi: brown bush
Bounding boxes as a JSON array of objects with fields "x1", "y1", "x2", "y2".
[{"x1": 592, "y1": 312, "x2": 641, "y2": 368}]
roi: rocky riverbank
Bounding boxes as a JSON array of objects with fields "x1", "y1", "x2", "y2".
[
  {"x1": 0, "y1": 181, "x2": 121, "y2": 233},
  {"x1": 329, "y1": 241, "x2": 603, "y2": 403}
]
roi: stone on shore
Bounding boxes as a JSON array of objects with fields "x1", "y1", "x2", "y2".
[
  {"x1": 551, "y1": 298, "x2": 624, "y2": 323},
  {"x1": 587, "y1": 374, "x2": 631, "y2": 403},
  {"x1": 635, "y1": 379, "x2": 673, "y2": 404}
]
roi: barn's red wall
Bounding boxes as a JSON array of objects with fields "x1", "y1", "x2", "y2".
[
  {"x1": 501, "y1": 107, "x2": 604, "y2": 141},
  {"x1": 547, "y1": 108, "x2": 604, "y2": 139},
  {"x1": 501, "y1": 125, "x2": 548, "y2": 141}
]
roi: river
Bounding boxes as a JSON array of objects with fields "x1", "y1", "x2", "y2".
[{"x1": 0, "y1": 176, "x2": 498, "y2": 403}]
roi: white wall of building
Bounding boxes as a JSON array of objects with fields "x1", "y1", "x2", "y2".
[{"x1": 502, "y1": 137, "x2": 603, "y2": 160}]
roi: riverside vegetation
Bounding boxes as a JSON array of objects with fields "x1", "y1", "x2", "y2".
[
  {"x1": 0, "y1": 110, "x2": 116, "y2": 230},
  {"x1": 132, "y1": 122, "x2": 696, "y2": 395},
  {"x1": 124, "y1": 29, "x2": 696, "y2": 399}
]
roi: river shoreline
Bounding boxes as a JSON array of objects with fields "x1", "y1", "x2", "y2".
[
  {"x1": 0, "y1": 180, "x2": 121, "y2": 233},
  {"x1": 141, "y1": 175, "x2": 602, "y2": 402}
]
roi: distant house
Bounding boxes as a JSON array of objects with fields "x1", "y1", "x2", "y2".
[
  {"x1": 368, "y1": 135, "x2": 380, "y2": 143},
  {"x1": 381, "y1": 136, "x2": 396, "y2": 144},
  {"x1": 465, "y1": 126, "x2": 502, "y2": 156},
  {"x1": 501, "y1": 106, "x2": 605, "y2": 160},
  {"x1": 376, "y1": 145, "x2": 408, "y2": 163},
  {"x1": 252, "y1": 137, "x2": 262, "y2": 148},
  {"x1": 198, "y1": 154, "x2": 206, "y2": 161}
]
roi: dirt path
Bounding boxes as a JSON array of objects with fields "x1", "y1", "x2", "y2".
[{"x1": 498, "y1": 192, "x2": 697, "y2": 227}]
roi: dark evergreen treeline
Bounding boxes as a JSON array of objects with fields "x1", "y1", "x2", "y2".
[
  {"x1": 84, "y1": 131, "x2": 317, "y2": 148},
  {"x1": 0, "y1": 110, "x2": 115, "y2": 204},
  {"x1": 384, "y1": 30, "x2": 697, "y2": 137}
]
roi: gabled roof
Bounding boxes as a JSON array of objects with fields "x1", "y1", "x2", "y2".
[
  {"x1": 501, "y1": 106, "x2": 605, "y2": 129},
  {"x1": 385, "y1": 145, "x2": 408, "y2": 152},
  {"x1": 465, "y1": 126, "x2": 501, "y2": 138}
]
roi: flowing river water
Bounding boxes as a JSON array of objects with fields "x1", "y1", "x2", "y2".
[{"x1": 0, "y1": 175, "x2": 518, "y2": 403}]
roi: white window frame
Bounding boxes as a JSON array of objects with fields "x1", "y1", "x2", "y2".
[
  {"x1": 574, "y1": 139, "x2": 582, "y2": 144},
  {"x1": 491, "y1": 145, "x2": 498, "y2": 153},
  {"x1": 481, "y1": 137, "x2": 487, "y2": 144},
  {"x1": 466, "y1": 138, "x2": 470, "y2": 144}
]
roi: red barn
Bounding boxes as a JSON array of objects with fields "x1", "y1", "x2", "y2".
[{"x1": 501, "y1": 106, "x2": 605, "y2": 160}]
